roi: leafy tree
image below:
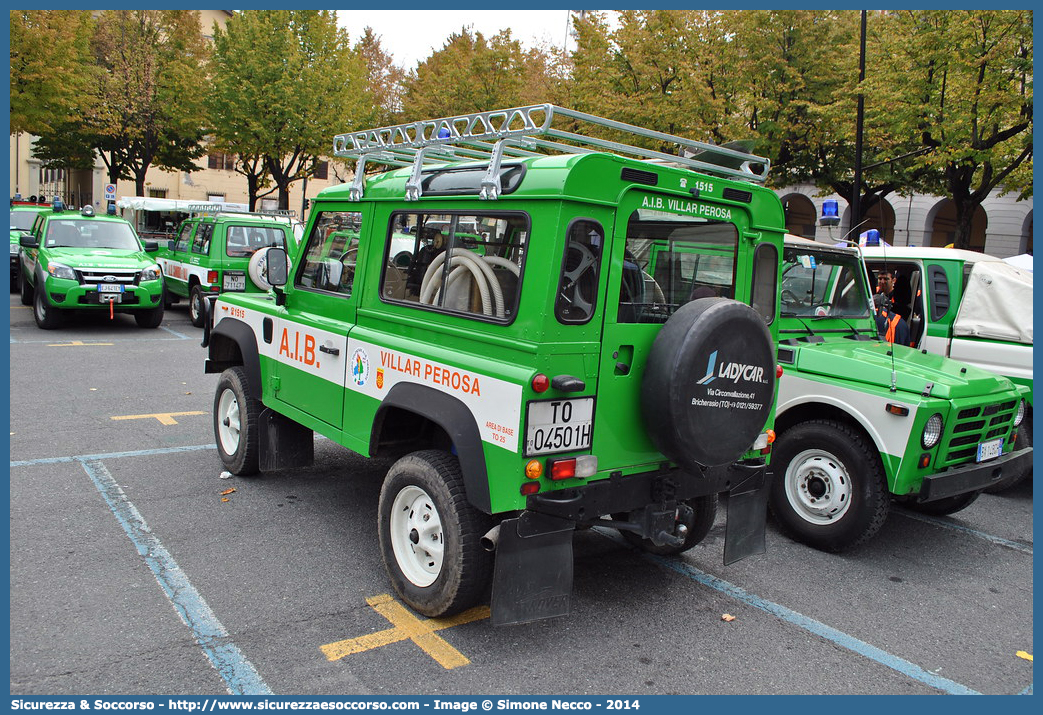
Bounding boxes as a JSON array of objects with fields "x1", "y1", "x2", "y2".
[
  {"x1": 9, "y1": 11, "x2": 95, "y2": 136},
  {"x1": 209, "y1": 10, "x2": 373, "y2": 210},
  {"x1": 870, "y1": 10, "x2": 1032, "y2": 249},
  {"x1": 31, "y1": 10, "x2": 209, "y2": 195},
  {"x1": 401, "y1": 27, "x2": 556, "y2": 120}
]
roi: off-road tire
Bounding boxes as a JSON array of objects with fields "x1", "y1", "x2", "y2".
[
  {"x1": 134, "y1": 302, "x2": 165, "y2": 329},
  {"x1": 33, "y1": 286, "x2": 62, "y2": 329},
  {"x1": 213, "y1": 366, "x2": 260, "y2": 475},
  {"x1": 769, "y1": 419, "x2": 890, "y2": 552},
  {"x1": 377, "y1": 450, "x2": 492, "y2": 618},
  {"x1": 618, "y1": 494, "x2": 719, "y2": 555},
  {"x1": 189, "y1": 285, "x2": 205, "y2": 328},
  {"x1": 984, "y1": 420, "x2": 1032, "y2": 494},
  {"x1": 905, "y1": 490, "x2": 981, "y2": 516},
  {"x1": 20, "y1": 271, "x2": 33, "y2": 306}
]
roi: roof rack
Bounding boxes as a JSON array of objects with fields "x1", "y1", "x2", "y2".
[
  {"x1": 333, "y1": 104, "x2": 770, "y2": 201},
  {"x1": 187, "y1": 203, "x2": 297, "y2": 219}
]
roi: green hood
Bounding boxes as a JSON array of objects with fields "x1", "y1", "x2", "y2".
[
  {"x1": 789, "y1": 336, "x2": 1015, "y2": 400},
  {"x1": 46, "y1": 247, "x2": 156, "y2": 269}
]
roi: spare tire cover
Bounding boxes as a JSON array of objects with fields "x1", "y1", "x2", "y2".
[
  {"x1": 641, "y1": 297, "x2": 776, "y2": 470},
  {"x1": 248, "y1": 247, "x2": 291, "y2": 290}
]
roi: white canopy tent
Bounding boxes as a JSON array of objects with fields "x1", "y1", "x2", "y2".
[{"x1": 953, "y1": 260, "x2": 1033, "y2": 344}]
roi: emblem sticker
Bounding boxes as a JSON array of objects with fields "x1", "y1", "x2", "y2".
[{"x1": 351, "y1": 347, "x2": 370, "y2": 387}]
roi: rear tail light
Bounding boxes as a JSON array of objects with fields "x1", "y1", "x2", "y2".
[
  {"x1": 531, "y1": 374, "x2": 550, "y2": 393},
  {"x1": 547, "y1": 455, "x2": 597, "y2": 480},
  {"x1": 207, "y1": 270, "x2": 219, "y2": 284},
  {"x1": 520, "y1": 482, "x2": 540, "y2": 496}
]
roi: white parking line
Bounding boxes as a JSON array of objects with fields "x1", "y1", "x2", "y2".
[{"x1": 894, "y1": 509, "x2": 1033, "y2": 555}]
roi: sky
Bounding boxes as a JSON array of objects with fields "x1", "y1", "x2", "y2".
[{"x1": 336, "y1": 10, "x2": 582, "y2": 70}]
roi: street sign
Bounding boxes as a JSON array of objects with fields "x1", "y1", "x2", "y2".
[{"x1": 104, "y1": 184, "x2": 116, "y2": 200}]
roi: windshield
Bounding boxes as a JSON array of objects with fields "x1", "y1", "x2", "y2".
[
  {"x1": 780, "y1": 247, "x2": 871, "y2": 318},
  {"x1": 10, "y1": 211, "x2": 38, "y2": 231},
  {"x1": 45, "y1": 219, "x2": 141, "y2": 250}
]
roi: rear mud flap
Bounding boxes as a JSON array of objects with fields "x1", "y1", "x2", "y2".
[
  {"x1": 490, "y1": 512, "x2": 574, "y2": 626},
  {"x1": 259, "y1": 408, "x2": 314, "y2": 472},
  {"x1": 724, "y1": 467, "x2": 769, "y2": 565}
]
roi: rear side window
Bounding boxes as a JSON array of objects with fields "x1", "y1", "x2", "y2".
[
  {"x1": 295, "y1": 211, "x2": 362, "y2": 296},
  {"x1": 225, "y1": 224, "x2": 288, "y2": 257},
  {"x1": 382, "y1": 212, "x2": 528, "y2": 322},
  {"x1": 618, "y1": 211, "x2": 738, "y2": 323},
  {"x1": 750, "y1": 243, "x2": 778, "y2": 324},
  {"x1": 556, "y1": 219, "x2": 604, "y2": 325}
]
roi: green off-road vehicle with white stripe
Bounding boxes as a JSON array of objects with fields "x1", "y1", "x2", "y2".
[
  {"x1": 203, "y1": 106, "x2": 784, "y2": 625},
  {"x1": 771, "y1": 236, "x2": 1031, "y2": 552}
]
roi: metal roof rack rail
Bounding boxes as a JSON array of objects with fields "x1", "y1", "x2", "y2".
[
  {"x1": 188, "y1": 203, "x2": 298, "y2": 219},
  {"x1": 333, "y1": 104, "x2": 770, "y2": 201}
]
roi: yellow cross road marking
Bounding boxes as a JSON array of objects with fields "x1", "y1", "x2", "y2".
[
  {"x1": 48, "y1": 340, "x2": 115, "y2": 347},
  {"x1": 1016, "y1": 650, "x2": 1033, "y2": 662},
  {"x1": 111, "y1": 411, "x2": 206, "y2": 426},
  {"x1": 320, "y1": 593, "x2": 489, "y2": 669}
]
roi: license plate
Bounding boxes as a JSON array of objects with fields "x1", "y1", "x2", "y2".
[
  {"x1": 97, "y1": 283, "x2": 124, "y2": 293},
  {"x1": 223, "y1": 272, "x2": 245, "y2": 291},
  {"x1": 976, "y1": 438, "x2": 1003, "y2": 463},
  {"x1": 525, "y1": 398, "x2": 594, "y2": 456}
]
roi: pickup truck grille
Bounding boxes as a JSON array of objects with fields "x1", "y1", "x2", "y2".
[
  {"x1": 76, "y1": 267, "x2": 140, "y2": 285},
  {"x1": 939, "y1": 398, "x2": 1018, "y2": 466}
]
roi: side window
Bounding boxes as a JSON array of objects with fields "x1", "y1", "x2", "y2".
[
  {"x1": 173, "y1": 222, "x2": 194, "y2": 253},
  {"x1": 750, "y1": 243, "x2": 778, "y2": 324},
  {"x1": 555, "y1": 219, "x2": 603, "y2": 324},
  {"x1": 192, "y1": 223, "x2": 213, "y2": 255},
  {"x1": 382, "y1": 212, "x2": 528, "y2": 322},
  {"x1": 618, "y1": 210, "x2": 738, "y2": 323},
  {"x1": 295, "y1": 211, "x2": 361, "y2": 296},
  {"x1": 224, "y1": 225, "x2": 287, "y2": 257}
]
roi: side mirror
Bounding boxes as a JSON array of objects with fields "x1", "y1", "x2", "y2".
[
  {"x1": 167, "y1": 240, "x2": 177, "y2": 251},
  {"x1": 143, "y1": 241, "x2": 159, "y2": 252},
  {"x1": 19, "y1": 234, "x2": 38, "y2": 248},
  {"x1": 266, "y1": 247, "x2": 288, "y2": 287}
]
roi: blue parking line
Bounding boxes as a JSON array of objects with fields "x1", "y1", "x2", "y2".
[
  {"x1": 895, "y1": 509, "x2": 1033, "y2": 555},
  {"x1": 79, "y1": 459, "x2": 272, "y2": 695},
  {"x1": 10, "y1": 443, "x2": 215, "y2": 468},
  {"x1": 595, "y1": 529, "x2": 981, "y2": 695}
]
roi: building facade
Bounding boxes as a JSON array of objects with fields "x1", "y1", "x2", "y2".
[{"x1": 777, "y1": 183, "x2": 1033, "y2": 258}]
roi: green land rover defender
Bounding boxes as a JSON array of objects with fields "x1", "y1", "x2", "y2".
[{"x1": 203, "y1": 105, "x2": 784, "y2": 625}]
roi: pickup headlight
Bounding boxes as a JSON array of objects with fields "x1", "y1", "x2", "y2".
[
  {"x1": 47, "y1": 262, "x2": 76, "y2": 281},
  {"x1": 921, "y1": 413, "x2": 943, "y2": 449},
  {"x1": 10, "y1": 243, "x2": 19, "y2": 256},
  {"x1": 140, "y1": 265, "x2": 162, "y2": 282},
  {"x1": 1013, "y1": 399, "x2": 1026, "y2": 427}
]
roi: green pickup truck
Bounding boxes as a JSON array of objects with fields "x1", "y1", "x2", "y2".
[
  {"x1": 201, "y1": 105, "x2": 784, "y2": 625},
  {"x1": 771, "y1": 236, "x2": 1031, "y2": 551},
  {"x1": 18, "y1": 201, "x2": 165, "y2": 329}
]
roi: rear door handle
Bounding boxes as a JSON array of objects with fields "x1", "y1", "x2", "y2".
[{"x1": 319, "y1": 344, "x2": 340, "y2": 356}]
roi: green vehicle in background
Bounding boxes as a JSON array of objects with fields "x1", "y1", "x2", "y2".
[
  {"x1": 861, "y1": 245, "x2": 1033, "y2": 493},
  {"x1": 202, "y1": 105, "x2": 783, "y2": 625},
  {"x1": 18, "y1": 200, "x2": 165, "y2": 329},
  {"x1": 155, "y1": 205, "x2": 300, "y2": 327},
  {"x1": 9, "y1": 198, "x2": 52, "y2": 291},
  {"x1": 771, "y1": 237, "x2": 1031, "y2": 552}
]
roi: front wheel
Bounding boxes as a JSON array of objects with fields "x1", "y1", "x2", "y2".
[
  {"x1": 33, "y1": 286, "x2": 62, "y2": 329},
  {"x1": 135, "y1": 302, "x2": 164, "y2": 329},
  {"x1": 377, "y1": 450, "x2": 492, "y2": 618},
  {"x1": 213, "y1": 367, "x2": 260, "y2": 475},
  {"x1": 769, "y1": 420, "x2": 890, "y2": 552},
  {"x1": 189, "y1": 285, "x2": 205, "y2": 328},
  {"x1": 617, "y1": 494, "x2": 719, "y2": 555},
  {"x1": 20, "y1": 271, "x2": 34, "y2": 306}
]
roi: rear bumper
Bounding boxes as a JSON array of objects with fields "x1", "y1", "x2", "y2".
[{"x1": 918, "y1": 446, "x2": 1033, "y2": 501}]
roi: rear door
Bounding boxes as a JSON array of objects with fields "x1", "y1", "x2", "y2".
[{"x1": 594, "y1": 191, "x2": 746, "y2": 469}]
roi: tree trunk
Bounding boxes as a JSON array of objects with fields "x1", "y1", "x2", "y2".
[{"x1": 951, "y1": 199, "x2": 976, "y2": 251}]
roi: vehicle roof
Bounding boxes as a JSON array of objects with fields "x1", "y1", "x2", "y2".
[
  {"x1": 191, "y1": 213, "x2": 293, "y2": 227},
  {"x1": 783, "y1": 234, "x2": 858, "y2": 256},
  {"x1": 42, "y1": 210, "x2": 132, "y2": 223},
  {"x1": 318, "y1": 152, "x2": 779, "y2": 205},
  {"x1": 859, "y1": 245, "x2": 1004, "y2": 264}
]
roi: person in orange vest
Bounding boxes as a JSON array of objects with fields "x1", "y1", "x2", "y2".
[{"x1": 873, "y1": 292, "x2": 910, "y2": 345}]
